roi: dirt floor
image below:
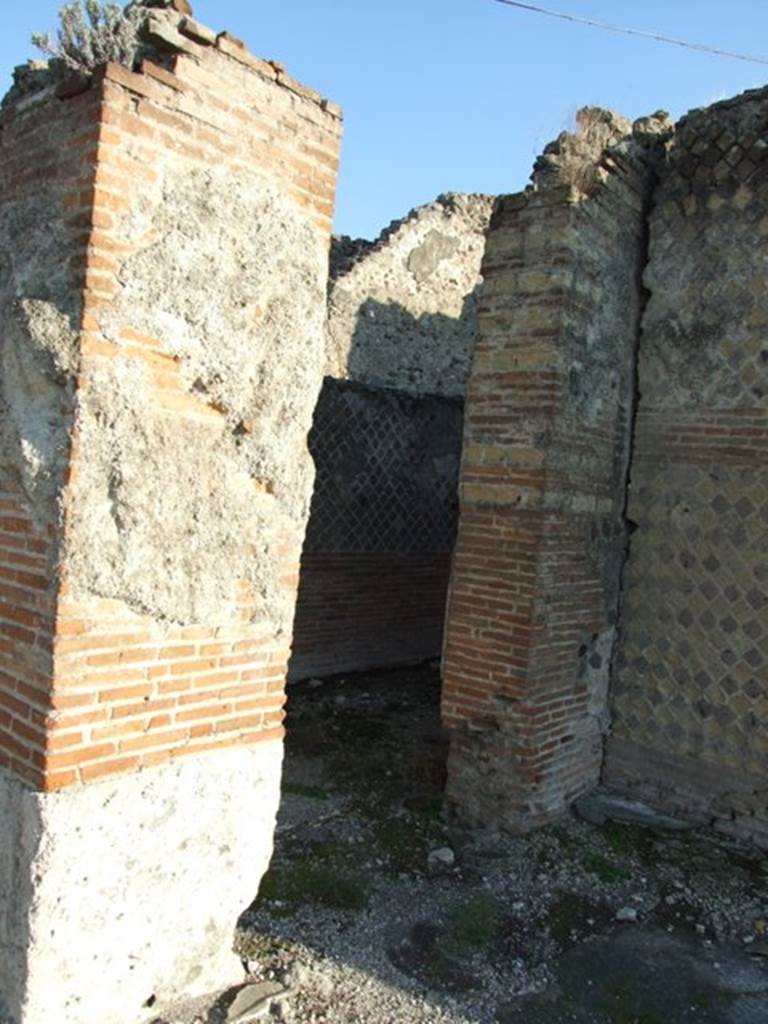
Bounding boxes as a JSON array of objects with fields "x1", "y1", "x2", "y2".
[{"x1": 168, "y1": 663, "x2": 768, "y2": 1024}]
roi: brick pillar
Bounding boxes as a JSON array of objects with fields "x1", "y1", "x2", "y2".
[
  {"x1": 441, "y1": 110, "x2": 665, "y2": 831},
  {"x1": 604, "y1": 88, "x2": 768, "y2": 848},
  {"x1": 0, "y1": 17, "x2": 340, "y2": 1024}
]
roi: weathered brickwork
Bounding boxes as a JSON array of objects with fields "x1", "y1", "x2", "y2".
[
  {"x1": 3, "y1": 10, "x2": 768, "y2": 1013},
  {"x1": 441, "y1": 111, "x2": 668, "y2": 831},
  {"x1": 604, "y1": 88, "x2": 768, "y2": 847},
  {"x1": 291, "y1": 553, "x2": 452, "y2": 680},
  {"x1": 291, "y1": 379, "x2": 461, "y2": 679},
  {"x1": 303, "y1": 380, "x2": 461, "y2": 555},
  {"x1": 0, "y1": 489, "x2": 58, "y2": 786}
]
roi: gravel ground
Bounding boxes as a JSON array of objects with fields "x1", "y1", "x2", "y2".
[{"x1": 162, "y1": 664, "x2": 768, "y2": 1024}]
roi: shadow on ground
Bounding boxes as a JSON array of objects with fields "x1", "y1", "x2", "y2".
[
  {"x1": 500, "y1": 928, "x2": 768, "y2": 1024},
  {"x1": 233, "y1": 663, "x2": 768, "y2": 1024}
]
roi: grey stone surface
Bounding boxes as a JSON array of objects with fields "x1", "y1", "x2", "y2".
[
  {"x1": 327, "y1": 193, "x2": 494, "y2": 398},
  {"x1": 1, "y1": 743, "x2": 282, "y2": 1024},
  {"x1": 0, "y1": 780, "x2": 26, "y2": 1024},
  {"x1": 65, "y1": 167, "x2": 327, "y2": 630},
  {"x1": 178, "y1": 16, "x2": 218, "y2": 45},
  {"x1": 143, "y1": 12, "x2": 197, "y2": 55},
  {"x1": 574, "y1": 790, "x2": 695, "y2": 832}
]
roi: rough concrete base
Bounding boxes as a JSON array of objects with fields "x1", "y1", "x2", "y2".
[{"x1": 0, "y1": 742, "x2": 283, "y2": 1024}]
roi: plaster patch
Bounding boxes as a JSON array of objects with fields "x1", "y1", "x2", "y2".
[{"x1": 65, "y1": 168, "x2": 328, "y2": 627}]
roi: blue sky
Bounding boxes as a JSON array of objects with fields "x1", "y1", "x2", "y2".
[{"x1": 4, "y1": 1, "x2": 768, "y2": 239}]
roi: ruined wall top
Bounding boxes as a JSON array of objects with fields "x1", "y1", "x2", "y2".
[
  {"x1": 530, "y1": 106, "x2": 673, "y2": 198},
  {"x1": 2, "y1": 0, "x2": 342, "y2": 123},
  {"x1": 327, "y1": 192, "x2": 494, "y2": 398}
]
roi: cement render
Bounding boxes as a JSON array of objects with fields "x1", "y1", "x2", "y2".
[
  {"x1": 0, "y1": 742, "x2": 283, "y2": 1024},
  {"x1": 66, "y1": 167, "x2": 328, "y2": 631}
]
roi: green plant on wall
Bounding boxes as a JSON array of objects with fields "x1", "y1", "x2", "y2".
[{"x1": 31, "y1": 0, "x2": 145, "y2": 73}]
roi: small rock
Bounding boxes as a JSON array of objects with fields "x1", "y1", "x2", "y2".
[
  {"x1": 427, "y1": 847, "x2": 455, "y2": 871},
  {"x1": 616, "y1": 907, "x2": 638, "y2": 922},
  {"x1": 143, "y1": 13, "x2": 197, "y2": 54},
  {"x1": 573, "y1": 793, "x2": 608, "y2": 826},
  {"x1": 178, "y1": 16, "x2": 217, "y2": 45},
  {"x1": 307, "y1": 678, "x2": 323, "y2": 689},
  {"x1": 226, "y1": 981, "x2": 286, "y2": 1022}
]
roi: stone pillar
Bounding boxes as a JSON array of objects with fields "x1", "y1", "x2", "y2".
[
  {"x1": 0, "y1": 14, "x2": 341, "y2": 1024},
  {"x1": 605, "y1": 88, "x2": 768, "y2": 848},
  {"x1": 441, "y1": 110, "x2": 666, "y2": 831}
]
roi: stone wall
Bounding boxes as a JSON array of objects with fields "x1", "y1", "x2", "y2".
[
  {"x1": 604, "y1": 87, "x2": 768, "y2": 848},
  {"x1": 441, "y1": 95, "x2": 768, "y2": 848},
  {"x1": 291, "y1": 194, "x2": 492, "y2": 680},
  {"x1": 328, "y1": 193, "x2": 494, "y2": 397},
  {"x1": 3, "y1": 17, "x2": 768, "y2": 1019},
  {"x1": 0, "y1": 9, "x2": 341, "y2": 1023},
  {"x1": 290, "y1": 379, "x2": 462, "y2": 679},
  {"x1": 441, "y1": 110, "x2": 669, "y2": 831}
]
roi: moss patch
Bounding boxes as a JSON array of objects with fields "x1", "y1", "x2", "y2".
[
  {"x1": 448, "y1": 892, "x2": 500, "y2": 950},
  {"x1": 257, "y1": 841, "x2": 368, "y2": 913},
  {"x1": 282, "y1": 781, "x2": 329, "y2": 801},
  {"x1": 582, "y1": 852, "x2": 631, "y2": 884}
]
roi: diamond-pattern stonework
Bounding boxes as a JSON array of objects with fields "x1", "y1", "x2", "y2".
[
  {"x1": 304, "y1": 379, "x2": 462, "y2": 554},
  {"x1": 613, "y1": 464, "x2": 768, "y2": 778},
  {"x1": 607, "y1": 87, "x2": 768, "y2": 835}
]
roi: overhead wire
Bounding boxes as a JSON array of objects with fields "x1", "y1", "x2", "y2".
[{"x1": 493, "y1": 0, "x2": 768, "y2": 67}]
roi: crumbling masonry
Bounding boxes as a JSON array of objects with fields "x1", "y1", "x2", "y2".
[
  {"x1": 443, "y1": 98, "x2": 768, "y2": 845},
  {"x1": 0, "y1": 4, "x2": 767, "y2": 1022}
]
